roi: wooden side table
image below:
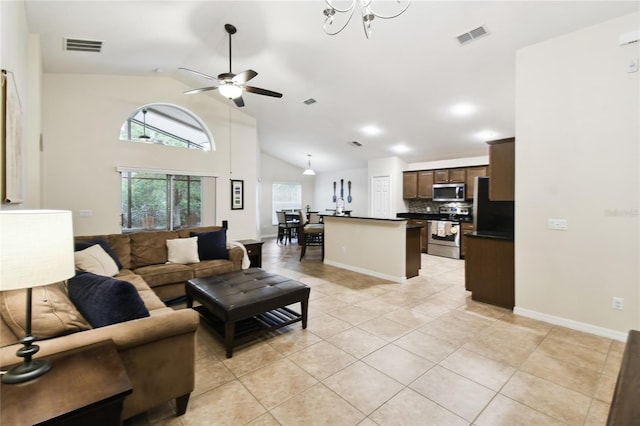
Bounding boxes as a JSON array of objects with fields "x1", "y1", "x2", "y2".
[
  {"x1": 237, "y1": 239, "x2": 264, "y2": 268},
  {"x1": 1, "y1": 340, "x2": 132, "y2": 426}
]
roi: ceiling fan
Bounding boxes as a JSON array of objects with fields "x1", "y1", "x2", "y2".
[{"x1": 180, "y1": 24, "x2": 283, "y2": 108}]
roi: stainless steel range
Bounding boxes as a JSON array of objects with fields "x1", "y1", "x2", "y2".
[{"x1": 427, "y1": 206, "x2": 470, "y2": 259}]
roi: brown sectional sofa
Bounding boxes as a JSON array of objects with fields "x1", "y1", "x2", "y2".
[
  {"x1": 75, "y1": 225, "x2": 244, "y2": 301},
  {"x1": 0, "y1": 226, "x2": 244, "y2": 420}
]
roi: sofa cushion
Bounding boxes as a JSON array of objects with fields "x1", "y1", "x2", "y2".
[
  {"x1": 190, "y1": 229, "x2": 228, "y2": 260},
  {"x1": 192, "y1": 259, "x2": 235, "y2": 278},
  {"x1": 0, "y1": 282, "x2": 91, "y2": 339},
  {"x1": 74, "y1": 244, "x2": 120, "y2": 277},
  {"x1": 129, "y1": 230, "x2": 180, "y2": 269},
  {"x1": 68, "y1": 272, "x2": 150, "y2": 328},
  {"x1": 166, "y1": 237, "x2": 200, "y2": 264},
  {"x1": 74, "y1": 237, "x2": 123, "y2": 270},
  {"x1": 115, "y1": 271, "x2": 167, "y2": 311},
  {"x1": 133, "y1": 263, "x2": 194, "y2": 288}
]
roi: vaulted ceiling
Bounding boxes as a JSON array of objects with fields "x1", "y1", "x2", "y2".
[{"x1": 25, "y1": 1, "x2": 639, "y2": 172}]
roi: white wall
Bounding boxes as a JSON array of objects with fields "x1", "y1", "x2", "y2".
[
  {"x1": 41, "y1": 74, "x2": 259, "y2": 240},
  {"x1": 259, "y1": 153, "x2": 315, "y2": 238},
  {"x1": 0, "y1": 0, "x2": 42, "y2": 209},
  {"x1": 407, "y1": 155, "x2": 489, "y2": 171},
  {"x1": 515, "y1": 12, "x2": 640, "y2": 338},
  {"x1": 313, "y1": 168, "x2": 368, "y2": 215}
]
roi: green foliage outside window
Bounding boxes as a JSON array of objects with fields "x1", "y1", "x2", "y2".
[{"x1": 121, "y1": 172, "x2": 201, "y2": 231}]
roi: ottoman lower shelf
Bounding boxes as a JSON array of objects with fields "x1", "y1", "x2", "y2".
[{"x1": 195, "y1": 305, "x2": 304, "y2": 348}]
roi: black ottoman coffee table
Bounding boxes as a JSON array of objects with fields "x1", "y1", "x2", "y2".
[{"x1": 186, "y1": 268, "x2": 310, "y2": 358}]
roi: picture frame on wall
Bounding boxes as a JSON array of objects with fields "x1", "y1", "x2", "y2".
[{"x1": 231, "y1": 179, "x2": 244, "y2": 210}]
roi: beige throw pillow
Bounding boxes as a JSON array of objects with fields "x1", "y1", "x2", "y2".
[
  {"x1": 166, "y1": 237, "x2": 200, "y2": 264},
  {"x1": 74, "y1": 244, "x2": 119, "y2": 277},
  {"x1": 0, "y1": 282, "x2": 91, "y2": 339}
]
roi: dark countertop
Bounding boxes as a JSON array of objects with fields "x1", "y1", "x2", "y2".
[
  {"x1": 467, "y1": 231, "x2": 514, "y2": 241},
  {"x1": 397, "y1": 212, "x2": 473, "y2": 223},
  {"x1": 323, "y1": 215, "x2": 408, "y2": 222}
]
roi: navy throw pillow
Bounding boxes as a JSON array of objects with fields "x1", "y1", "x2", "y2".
[
  {"x1": 68, "y1": 272, "x2": 149, "y2": 328},
  {"x1": 74, "y1": 237, "x2": 123, "y2": 270},
  {"x1": 190, "y1": 229, "x2": 228, "y2": 260}
]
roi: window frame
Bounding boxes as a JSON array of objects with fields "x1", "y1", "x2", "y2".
[
  {"x1": 271, "y1": 182, "x2": 302, "y2": 225},
  {"x1": 117, "y1": 166, "x2": 218, "y2": 232}
]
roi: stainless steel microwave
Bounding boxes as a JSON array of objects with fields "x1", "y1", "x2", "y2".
[{"x1": 433, "y1": 183, "x2": 465, "y2": 201}]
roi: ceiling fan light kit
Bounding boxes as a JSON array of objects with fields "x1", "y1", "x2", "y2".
[
  {"x1": 180, "y1": 23, "x2": 282, "y2": 107},
  {"x1": 322, "y1": 0, "x2": 411, "y2": 39}
]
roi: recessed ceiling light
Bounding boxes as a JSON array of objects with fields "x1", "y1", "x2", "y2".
[
  {"x1": 450, "y1": 102, "x2": 476, "y2": 117},
  {"x1": 476, "y1": 130, "x2": 498, "y2": 140},
  {"x1": 390, "y1": 144, "x2": 411, "y2": 154},
  {"x1": 360, "y1": 124, "x2": 382, "y2": 136}
]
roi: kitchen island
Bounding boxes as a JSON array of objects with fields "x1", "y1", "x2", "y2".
[
  {"x1": 464, "y1": 231, "x2": 514, "y2": 309},
  {"x1": 323, "y1": 216, "x2": 421, "y2": 282}
]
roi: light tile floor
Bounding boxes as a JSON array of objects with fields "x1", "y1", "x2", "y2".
[{"x1": 125, "y1": 238, "x2": 623, "y2": 426}]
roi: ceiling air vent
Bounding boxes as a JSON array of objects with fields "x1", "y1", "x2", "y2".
[
  {"x1": 64, "y1": 38, "x2": 103, "y2": 53},
  {"x1": 349, "y1": 141, "x2": 363, "y2": 147},
  {"x1": 456, "y1": 25, "x2": 488, "y2": 46},
  {"x1": 303, "y1": 98, "x2": 317, "y2": 105}
]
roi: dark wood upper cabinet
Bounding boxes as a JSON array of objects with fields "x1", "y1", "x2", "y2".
[
  {"x1": 403, "y1": 171, "x2": 418, "y2": 199},
  {"x1": 434, "y1": 168, "x2": 466, "y2": 183},
  {"x1": 417, "y1": 171, "x2": 434, "y2": 198},
  {"x1": 487, "y1": 137, "x2": 515, "y2": 201}
]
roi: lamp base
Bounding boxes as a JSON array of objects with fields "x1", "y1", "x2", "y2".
[{"x1": 1, "y1": 358, "x2": 52, "y2": 384}]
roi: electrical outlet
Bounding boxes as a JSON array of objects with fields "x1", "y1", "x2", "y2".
[
  {"x1": 612, "y1": 297, "x2": 624, "y2": 311},
  {"x1": 547, "y1": 219, "x2": 568, "y2": 230}
]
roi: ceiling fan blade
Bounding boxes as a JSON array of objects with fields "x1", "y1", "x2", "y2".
[
  {"x1": 178, "y1": 67, "x2": 218, "y2": 81},
  {"x1": 233, "y1": 70, "x2": 258, "y2": 84},
  {"x1": 244, "y1": 86, "x2": 283, "y2": 98},
  {"x1": 184, "y1": 86, "x2": 219, "y2": 95},
  {"x1": 233, "y1": 96, "x2": 245, "y2": 107}
]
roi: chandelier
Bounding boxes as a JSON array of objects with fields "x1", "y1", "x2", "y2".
[{"x1": 323, "y1": 0, "x2": 411, "y2": 39}]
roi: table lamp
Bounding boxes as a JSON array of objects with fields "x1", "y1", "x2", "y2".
[{"x1": 0, "y1": 210, "x2": 75, "y2": 384}]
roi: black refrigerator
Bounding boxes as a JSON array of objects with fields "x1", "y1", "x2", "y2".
[{"x1": 472, "y1": 177, "x2": 514, "y2": 236}]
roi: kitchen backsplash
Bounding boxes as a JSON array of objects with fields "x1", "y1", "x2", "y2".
[{"x1": 407, "y1": 199, "x2": 472, "y2": 213}]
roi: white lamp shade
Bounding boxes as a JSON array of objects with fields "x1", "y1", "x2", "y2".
[{"x1": 0, "y1": 210, "x2": 75, "y2": 291}]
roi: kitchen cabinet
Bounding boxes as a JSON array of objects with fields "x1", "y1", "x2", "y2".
[
  {"x1": 465, "y1": 166, "x2": 488, "y2": 200},
  {"x1": 460, "y1": 223, "x2": 474, "y2": 259},
  {"x1": 488, "y1": 138, "x2": 515, "y2": 201},
  {"x1": 408, "y1": 218, "x2": 428, "y2": 253},
  {"x1": 434, "y1": 168, "x2": 466, "y2": 183},
  {"x1": 403, "y1": 172, "x2": 418, "y2": 199},
  {"x1": 417, "y1": 171, "x2": 434, "y2": 198},
  {"x1": 465, "y1": 234, "x2": 514, "y2": 309}
]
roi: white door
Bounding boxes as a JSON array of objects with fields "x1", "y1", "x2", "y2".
[{"x1": 371, "y1": 175, "x2": 391, "y2": 218}]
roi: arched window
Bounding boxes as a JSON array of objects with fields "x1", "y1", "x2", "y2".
[{"x1": 119, "y1": 103, "x2": 213, "y2": 151}]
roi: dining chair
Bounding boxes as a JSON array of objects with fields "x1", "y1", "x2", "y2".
[
  {"x1": 299, "y1": 211, "x2": 324, "y2": 261},
  {"x1": 276, "y1": 211, "x2": 297, "y2": 245}
]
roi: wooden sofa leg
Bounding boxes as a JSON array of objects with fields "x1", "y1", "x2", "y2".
[{"x1": 175, "y1": 393, "x2": 191, "y2": 416}]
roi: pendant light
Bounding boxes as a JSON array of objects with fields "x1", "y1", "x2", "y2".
[
  {"x1": 138, "y1": 108, "x2": 151, "y2": 140},
  {"x1": 303, "y1": 154, "x2": 316, "y2": 175}
]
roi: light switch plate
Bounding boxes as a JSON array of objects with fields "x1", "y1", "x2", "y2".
[{"x1": 547, "y1": 218, "x2": 568, "y2": 230}]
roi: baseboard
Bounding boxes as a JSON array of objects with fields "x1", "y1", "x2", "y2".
[
  {"x1": 514, "y1": 307, "x2": 628, "y2": 342},
  {"x1": 323, "y1": 259, "x2": 406, "y2": 283}
]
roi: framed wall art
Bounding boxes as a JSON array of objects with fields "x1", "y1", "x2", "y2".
[{"x1": 231, "y1": 179, "x2": 244, "y2": 210}]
